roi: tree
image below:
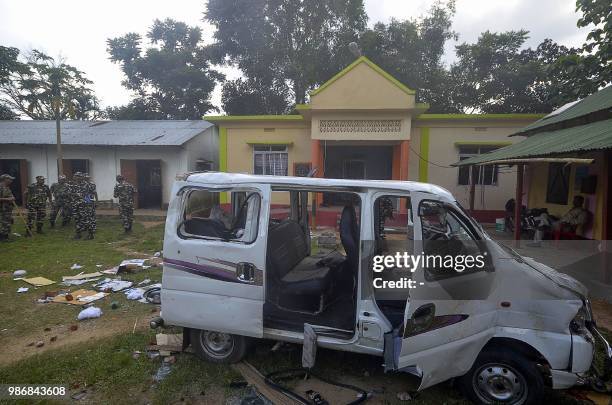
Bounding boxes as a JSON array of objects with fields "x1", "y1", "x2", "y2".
[
  {"x1": 206, "y1": 0, "x2": 367, "y2": 113},
  {"x1": 221, "y1": 77, "x2": 290, "y2": 115},
  {"x1": 107, "y1": 18, "x2": 223, "y2": 119},
  {"x1": 447, "y1": 31, "x2": 594, "y2": 113},
  {"x1": 0, "y1": 46, "x2": 25, "y2": 119},
  {"x1": 576, "y1": 0, "x2": 611, "y2": 88},
  {"x1": 359, "y1": 1, "x2": 458, "y2": 112},
  {"x1": 0, "y1": 49, "x2": 100, "y2": 120}
]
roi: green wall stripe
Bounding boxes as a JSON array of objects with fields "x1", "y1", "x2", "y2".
[
  {"x1": 419, "y1": 127, "x2": 430, "y2": 182},
  {"x1": 219, "y1": 126, "x2": 228, "y2": 203}
]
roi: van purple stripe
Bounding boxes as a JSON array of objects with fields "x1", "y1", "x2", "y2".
[{"x1": 163, "y1": 258, "x2": 236, "y2": 282}]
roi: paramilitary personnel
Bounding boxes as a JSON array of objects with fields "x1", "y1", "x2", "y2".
[
  {"x1": 114, "y1": 175, "x2": 136, "y2": 233},
  {"x1": 0, "y1": 174, "x2": 16, "y2": 242},
  {"x1": 24, "y1": 175, "x2": 51, "y2": 236},
  {"x1": 49, "y1": 174, "x2": 72, "y2": 227},
  {"x1": 71, "y1": 172, "x2": 91, "y2": 240},
  {"x1": 82, "y1": 173, "x2": 98, "y2": 239}
]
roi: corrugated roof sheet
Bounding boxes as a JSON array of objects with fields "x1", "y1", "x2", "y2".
[
  {"x1": 515, "y1": 85, "x2": 612, "y2": 135},
  {"x1": 0, "y1": 120, "x2": 213, "y2": 146},
  {"x1": 457, "y1": 118, "x2": 612, "y2": 166}
]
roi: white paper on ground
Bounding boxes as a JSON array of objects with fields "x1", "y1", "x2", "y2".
[
  {"x1": 17, "y1": 287, "x2": 28, "y2": 293},
  {"x1": 77, "y1": 306, "x2": 102, "y2": 320},
  {"x1": 95, "y1": 279, "x2": 133, "y2": 292}
]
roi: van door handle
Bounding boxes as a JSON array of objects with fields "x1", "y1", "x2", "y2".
[{"x1": 236, "y1": 262, "x2": 256, "y2": 283}]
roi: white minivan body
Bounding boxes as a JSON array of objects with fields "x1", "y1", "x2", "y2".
[{"x1": 160, "y1": 172, "x2": 610, "y2": 404}]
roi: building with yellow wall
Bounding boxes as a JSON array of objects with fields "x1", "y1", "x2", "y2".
[{"x1": 206, "y1": 57, "x2": 544, "y2": 220}]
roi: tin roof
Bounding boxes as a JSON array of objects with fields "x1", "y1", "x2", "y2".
[
  {"x1": 0, "y1": 120, "x2": 214, "y2": 146},
  {"x1": 513, "y1": 85, "x2": 612, "y2": 136},
  {"x1": 456, "y1": 118, "x2": 612, "y2": 166}
]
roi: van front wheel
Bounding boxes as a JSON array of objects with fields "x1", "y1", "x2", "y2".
[
  {"x1": 191, "y1": 329, "x2": 248, "y2": 364},
  {"x1": 457, "y1": 347, "x2": 543, "y2": 405}
]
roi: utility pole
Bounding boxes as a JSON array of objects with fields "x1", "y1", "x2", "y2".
[{"x1": 52, "y1": 70, "x2": 63, "y2": 177}]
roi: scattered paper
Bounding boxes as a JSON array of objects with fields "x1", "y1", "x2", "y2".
[
  {"x1": 22, "y1": 277, "x2": 55, "y2": 287},
  {"x1": 77, "y1": 306, "x2": 102, "y2": 320},
  {"x1": 126, "y1": 289, "x2": 143, "y2": 300},
  {"x1": 138, "y1": 279, "x2": 151, "y2": 286},
  {"x1": 101, "y1": 267, "x2": 119, "y2": 275},
  {"x1": 95, "y1": 278, "x2": 133, "y2": 292},
  {"x1": 52, "y1": 289, "x2": 109, "y2": 306},
  {"x1": 96, "y1": 264, "x2": 102, "y2": 268},
  {"x1": 63, "y1": 278, "x2": 101, "y2": 286},
  {"x1": 70, "y1": 264, "x2": 83, "y2": 270},
  {"x1": 13, "y1": 232, "x2": 21, "y2": 237},
  {"x1": 63, "y1": 272, "x2": 103, "y2": 281},
  {"x1": 17, "y1": 287, "x2": 29, "y2": 293},
  {"x1": 153, "y1": 252, "x2": 161, "y2": 257}
]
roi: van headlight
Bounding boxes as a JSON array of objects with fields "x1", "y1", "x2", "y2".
[{"x1": 570, "y1": 302, "x2": 594, "y2": 342}]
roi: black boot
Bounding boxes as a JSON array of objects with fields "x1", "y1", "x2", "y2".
[
  {"x1": 36, "y1": 224, "x2": 43, "y2": 234},
  {"x1": 74, "y1": 232, "x2": 82, "y2": 240},
  {"x1": 86, "y1": 231, "x2": 94, "y2": 240}
]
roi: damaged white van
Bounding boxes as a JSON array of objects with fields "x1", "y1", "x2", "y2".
[{"x1": 159, "y1": 172, "x2": 610, "y2": 404}]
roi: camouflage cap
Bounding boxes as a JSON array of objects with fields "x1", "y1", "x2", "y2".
[
  {"x1": 36, "y1": 175, "x2": 45, "y2": 180},
  {"x1": 0, "y1": 174, "x2": 15, "y2": 181}
]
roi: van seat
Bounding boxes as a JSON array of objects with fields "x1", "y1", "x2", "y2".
[{"x1": 267, "y1": 220, "x2": 334, "y2": 296}]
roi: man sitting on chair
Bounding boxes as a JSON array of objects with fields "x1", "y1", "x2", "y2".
[{"x1": 531, "y1": 195, "x2": 589, "y2": 245}]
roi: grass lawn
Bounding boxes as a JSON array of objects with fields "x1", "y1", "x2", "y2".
[{"x1": 0, "y1": 217, "x2": 607, "y2": 404}]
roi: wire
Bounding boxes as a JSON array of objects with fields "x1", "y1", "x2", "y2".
[{"x1": 408, "y1": 145, "x2": 455, "y2": 169}]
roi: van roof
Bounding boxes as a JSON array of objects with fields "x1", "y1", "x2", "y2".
[{"x1": 185, "y1": 172, "x2": 454, "y2": 200}]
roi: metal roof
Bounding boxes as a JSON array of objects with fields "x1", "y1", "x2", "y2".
[
  {"x1": 513, "y1": 85, "x2": 612, "y2": 136},
  {"x1": 456, "y1": 118, "x2": 612, "y2": 166},
  {"x1": 0, "y1": 120, "x2": 214, "y2": 146}
]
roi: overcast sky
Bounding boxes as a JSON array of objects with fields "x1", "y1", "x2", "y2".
[{"x1": 0, "y1": 0, "x2": 590, "y2": 111}]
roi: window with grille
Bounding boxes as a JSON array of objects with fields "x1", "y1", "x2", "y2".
[
  {"x1": 457, "y1": 146, "x2": 499, "y2": 186},
  {"x1": 253, "y1": 145, "x2": 288, "y2": 176}
]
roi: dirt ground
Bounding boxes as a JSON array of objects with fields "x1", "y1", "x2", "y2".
[{"x1": 0, "y1": 306, "x2": 159, "y2": 366}]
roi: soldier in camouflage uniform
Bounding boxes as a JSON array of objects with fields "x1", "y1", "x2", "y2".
[
  {"x1": 114, "y1": 175, "x2": 136, "y2": 233},
  {"x1": 0, "y1": 174, "x2": 16, "y2": 242},
  {"x1": 49, "y1": 175, "x2": 71, "y2": 227},
  {"x1": 24, "y1": 175, "x2": 51, "y2": 236},
  {"x1": 82, "y1": 173, "x2": 98, "y2": 239},
  {"x1": 71, "y1": 172, "x2": 88, "y2": 239}
]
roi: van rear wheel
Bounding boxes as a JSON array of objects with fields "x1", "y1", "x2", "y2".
[
  {"x1": 191, "y1": 329, "x2": 248, "y2": 364},
  {"x1": 457, "y1": 346, "x2": 543, "y2": 405}
]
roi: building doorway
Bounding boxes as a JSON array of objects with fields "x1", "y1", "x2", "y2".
[
  {"x1": 0, "y1": 159, "x2": 27, "y2": 206},
  {"x1": 62, "y1": 159, "x2": 90, "y2": 178},
  {"x1": 120, "y1": 159, "x2": 162, "y2": 209}
]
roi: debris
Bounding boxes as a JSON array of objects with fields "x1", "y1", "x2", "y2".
[
  {"x1": 63, "y1": 272, "x2": 103, "y2": 282},
  {"x1": 53, "y1": 289, "x2": 109, "y2": 306},
  {"x1": 147, "y1": 351, "x2": 161, "y2": 360},
  {"x1": 12, "y1": 232, "x2": 21, "y2": 237},
  {"x1": 133, "y1": 318, "x2": 138, "y2": 333},
  {"x1": 96, "y1": 264, "x2": 102, "y2": 268},
  {"x1": 118, "y1": 259, "x2": 148, "y2": 273},
  {"x1": 94, "y1": 278, "x2": 133, "y2": 292},
  {"x1": 43, "y1": 291, "x2": 58, "y2": 298},
  {"x1": 153, "y1": 251, "x2": 161, "y2": 257},
  {"x1": 126, "y1": 288, "x2": 143, "y2": 300},
  {"x1": 163, "y1": 355, "x2": 176, "y2": 364},
  {"x1": 44, "y1": 327, "x2": 51, "y2": 332},
  {"x1": 35, "y1": 340, "x2": 44, "y2": 348},
  {"x1": 110, "y1": 301, "x2": 120, "y2": 309},
  {"x1": 69, "y1": 324, "x2": 78, "y2": 331},
  {"x1": 77, "y1": 306, "x2": 102, "y2": 320},
  {"x1": 70, "y1": 263, "x2": 83, "y2": 270},
  {"x1": 22, "y1": 277, "x2": 55, "y2": 287},
  {"x1": 71, "y1": 390, "x2": 87, "y2": 401},
  {"x1": 156, "y1": 333, "x2": 183, "y2": 347},
  {"x1": 50, "y1": 336, "x2": 57, "y2": 342},
  {"x1": 138, "y1": 278, "x2": 152, "y2": 286},
  {"x1": 13, "y1": 269, "x2": 27, "y2": 278},
  {"x1": 101, "y1": 267, "x2": 119, "y2": 275},
  {"x1": 154, "y1": 362, "x2": 172, "y2": 382},
  {"x1": 27, "y1": 342, "x2": 34, "y2": 347},
  {"x1": 397, "y1": 392, "x2": 413, "y2": 401},
  {"x1": 17, "y1": 287, "x2": 29, "y2": 293},
  {"x1": 132, "y1": 351, "x2": 141, "y2": 359}
]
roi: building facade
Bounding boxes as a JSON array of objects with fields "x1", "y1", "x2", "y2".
[
  {"x1": 206, "y1": 57, "x2": 544, "y2": 220},
  {"x1": 0, "y1": 120, "x2": 218, "y2": 208}
]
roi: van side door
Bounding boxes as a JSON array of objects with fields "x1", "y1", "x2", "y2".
[
  {"x1": 162, "y1": 184, "x2": 270, "y2": 338},
  {"x1": 393, "y1": 191, "x2": 497, "y2": 389}
]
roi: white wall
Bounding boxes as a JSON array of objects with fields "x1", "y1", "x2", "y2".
[{"x1": 0, "y1": 126, "x2": 218, "y2": 206}]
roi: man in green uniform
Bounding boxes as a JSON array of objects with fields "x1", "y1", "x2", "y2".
[
  {"x1": 24, "y1": 175, "x2": 51, "y2": 236},
  {"x1": 113, "y1": 175, "x2": 136, "y2": 233},
  {"x1": 82, "y1": 173, "x2": 98, "y2": 239},
  {"x1": 0, "y1": 174, "x2": 16, "y2": 242},
  {"x1": 49, "y1": 174, "x2": 71, "y2": 227}
]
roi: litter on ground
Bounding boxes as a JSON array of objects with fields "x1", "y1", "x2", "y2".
[
  {"x1": 95, "y1": 278, "x2": 133, "y2": 292},
  {"x1": 17, "y1": 287, "x2": 28, "y2": 293},
  {"x1": 13, "y1": 269, "x2": 27, "y2": 278},
  {"x1": 52, "y1": 289, "x2": 109, "y2": 306},
  {"x1": 70, "y1": 264, "x2": 83, "y2": 270},
  {"x1": 63, "y1": 272, "x2": 103, "y2": 281},
  {"x1": 77, "y1": 306, "x2": 102, "y2": 320},
  {"x1": 22, "y1": 277, "x2": 55, "y2": 287},
  {"x1": 101, "y1": 267, "x2": 119, "y2": 275},
  {"x1": 138, "y1": 279, "x2": 151, "y2": 286},
  {"x1": 118, "y1": 259, "x2": 148, "y2": 272}
]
